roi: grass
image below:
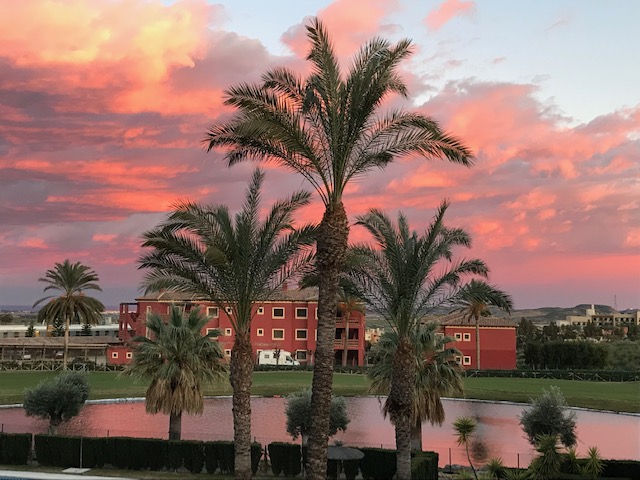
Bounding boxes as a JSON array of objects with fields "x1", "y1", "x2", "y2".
[{"x1": 1, "y1": 370, "x2": 638, "y2": 412}]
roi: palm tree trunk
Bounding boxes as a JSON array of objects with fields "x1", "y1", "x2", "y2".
[
  {"x1": 342, "y1": 320, "x2": 349, "y2": 367},
  {"x1": 230, "y1": 330, "x2": 254, "y2": 480},
  {"x1": 475, "y1": 316, "x2": 480, "y2": 370},
  {"x1": 390, "y1": 336, "x2": 417, "y2": 480},
  {"x1": 411, "y1": 419, "x2": 423, "y2": 452},
  {"x1": 307, "y1": 202, "x2": 349, "y2": 480},
  {"x1": 63, "y1": 316, "x2": 70, "y2": 370},
  {"x1": 169, "y1": 411, "x2": 182, "y2": 440}
]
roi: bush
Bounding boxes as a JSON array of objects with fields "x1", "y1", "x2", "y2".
[
  {"x1": 24, "y1": 372, "x2": 90, "y2": 434},
  {"x1": 360, "y1": 448, "x2": 396, "y2": 480},
  {"x1": 519, "y1": 386, "x2": 577, "y2": 448},
  {"x1": 268, "y1": 442, "x2": 302, "y2": 477},
  {"x1": 411, "y1": 451, "x2": 438, "y2": 480},
  {"x1": 601, "y1": 459, "x2": 640, "y2": 479},
  {"x1": 0, "y1": 433, "x2": 32, "y2": 465}
]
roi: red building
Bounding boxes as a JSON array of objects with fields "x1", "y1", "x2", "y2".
[
  {"x1": 439, "y1": 316, "x2": 517, "y2": 370},
  {"x1": 110, "y1": 286, "x2": 366, "y2": 366}
]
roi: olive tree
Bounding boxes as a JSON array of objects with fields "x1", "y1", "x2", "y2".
[
  {"x1": 519, "y1": 386, "x2": 577, "y2": 448},
  {"x1": 285, "y1": 388, "x2": 349, "y2": 446},
  {"x1": 23, "y1": 371, "x2": 90, "y2": 434}
]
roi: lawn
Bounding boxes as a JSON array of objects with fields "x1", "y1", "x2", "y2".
[{"x1": 0, "y1": 371, "x2": 638, "y2": 412}]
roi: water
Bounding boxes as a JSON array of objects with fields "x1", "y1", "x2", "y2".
[{"x1": 1, "y1": 397, "x2": 638, "y2": 468}]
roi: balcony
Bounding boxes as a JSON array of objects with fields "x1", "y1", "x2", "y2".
[{"x1": 333, "y1": 339, "x2": 360, "y2": 349}]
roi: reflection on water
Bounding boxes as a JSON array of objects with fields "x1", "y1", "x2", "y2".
[{"x1": 1, "y1": 397, "x2": 638, "y2": 468}]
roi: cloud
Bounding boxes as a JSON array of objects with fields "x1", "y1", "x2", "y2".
[{"x1": 425, "y1": 0, "x2": 476, "y2": 31}]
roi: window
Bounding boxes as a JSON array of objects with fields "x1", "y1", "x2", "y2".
[
  {"x1": 257, "y1": 328, "x2": 264, "y2": 337},
  {"x1": 225, "y1": 306, "x2": 233, "y2": 315},
  {"x1": 257, "y1": 307, "x2": 264, "y2": 315},
  {"x1": 463, "y1": 356, "x2": 472, "y2": 366},
  {"x1": 295, "y1": 350, "x2": 307, "y2": 361},
  {"x1": 435, "y1": 332, "x2": 445, "y2": 352},
  {"x1": 295, "y1": 307, "x2": 308, "y2": 319},
  {"x1": 224, "y1": 349, "x2": 231, "y2": 357},
  {"x1": 272, "y1": 329, "x2": 285, "y2": 340},
  {"x1": 225, "y1": 328, "x2": 233, "y2": 337},
  {"x1": 111, "y1": 352, "x2": 119, "y2": 359},
  {"x1": 454, "y1": 355, "x2": 462, "y2": 364},
  {"x1": 207, "y1": 307, "x2": 219, "y2": 318},
  {"x1": 205, "y1": 328, "x2": 219, "y2": 338},
  {"x1": 454, "y1": 333, "x2": 462, "y2": 341},
  {"x1": 126, "y1": 352, "x2": 132, "y2": 359},
  {"x1": 295, "y1": 329, "x2": 307, "y2": 340},
  {"x1": 463, "y1": 333, "x2": 471, "y2": 342},
  {"x1": 272, "y1": 307, "x2": 285, "y2": 319},
  {"x1": 146, "y1": 306, "x2": 152, "y2": 314}
]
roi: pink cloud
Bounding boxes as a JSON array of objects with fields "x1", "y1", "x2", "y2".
[{"x1": 425, "y1": 0, "x2": 476, "y2": 31}]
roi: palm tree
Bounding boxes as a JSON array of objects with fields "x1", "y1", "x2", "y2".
[
  {"x1": 203, "y1": 19, "x2": 473, "y2": 478},
  {"x1": 453, "y1": 416, "x2": 479, "y2": 480},
  {"x1": 450, "y1": 280, "x2": 513, "y2": 369},
  {"x1": 33, "y1": 260, "x2": 105, "y2": 370},
  {"x1": 138, "y1": 168, "x2": 315, "y2": 480},
  {"x1": 337, "y1": 289, "x2": 365, "y2": 366},
  {"x1": 368, "y1": 322, "x2": 464, "y2": 452},
  {"x1": 124, "y1": 306, "x2": 226, "y2": 440},
  {"x1": 343, "y1": 202, "x2": 489, "y2": 480}
]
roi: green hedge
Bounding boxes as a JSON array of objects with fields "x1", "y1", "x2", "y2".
[
  {"x1": 411, "y1": 451, "x2": 439, "y2": 480},
  {"x1": 360, "y1": 448, "x2": 397, "y2": 480},
  {"x1": 0, "y1": 433, "x2": 31, "y2": 465},
  {"x1": 268, "y1": 441, "x2": 302, "y2": 477},
  {"x1": 602, "y1": 459, "x2": 640, "y2": 479},
  {"x1": 203, "y1": 440, "x2": 261, "y2": 475}
]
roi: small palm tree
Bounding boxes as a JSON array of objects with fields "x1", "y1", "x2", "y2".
[
  {"x1": 138, "y1": 168, "x2": 315, "y2": 479},
  {"x1": 124, "y1": 307, "x2": 225, "y2": 440},
  {"x1": 450, "y1": 279, "x2": 513, "y2": 369},
  {"x1": 581, "y1": 446, "x2": 604, "y2": 479},
  {"x1": 203, "y1": 18, "x2": 473, "y2": 479},
  {"x1": 529, "y1": 434, "x2": 563, "y2": 480},
  {"x1": 33, "y1": 260, "x2": 105, "y2": 370},
  {"x1": 453, "y1": 416, "x2": 479, "y2": 480},
  {"x1": 343, "y1": 202, "x2": 489, "y2": 479},
  {"x1": 368, "y1": 322, "x2": 464, "y2": 451}
]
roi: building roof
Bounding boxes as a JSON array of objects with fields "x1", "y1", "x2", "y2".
[
  {"x1": 136, "y1": 286, "x2": 321, "y2": 303},
  {"x1": 435, "y1": 313, "x2": 517, "y2": 328}
]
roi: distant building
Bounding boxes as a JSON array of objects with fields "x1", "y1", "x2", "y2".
[
  {"x1": 437, "y1": 314, "x2": 518, "y2": 370},
  {"x1": 112, "y1": 287, "x2": 367, "y2": 367},
  {"x1": 566, "y1": 304, "x2": 640, "y2": 328}
]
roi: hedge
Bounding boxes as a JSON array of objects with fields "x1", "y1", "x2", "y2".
[
  {"x1": 0, "y1": 433, "x2": 31, "y2": 465},
  {"x1": 359, "y1": 447, "x2": 397, "y2": 480},
  {"x1": 602, "y1": 459, "x2": 640, "y2": 480},
  {"x1": 268, "y1": 442, "x2": 302, "y2": 477},
  {"x1": 411, "y1": 451, "x2": 439, "y2": 480}
]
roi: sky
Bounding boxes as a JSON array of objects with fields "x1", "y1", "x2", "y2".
[{"x1": 1, "y1": 0, "x2": 639, "y2": 310}]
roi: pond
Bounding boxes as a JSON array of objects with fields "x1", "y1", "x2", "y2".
[{"x1": 1, "y1": 397, "x2": 638, "y2": 468}]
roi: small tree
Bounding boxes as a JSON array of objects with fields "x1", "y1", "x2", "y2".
[
  {"x1": 519, "y1": 386, "x2": 577, "y2": 448},
  {"x1": 81, "y1": 322, "x2": 92, "y2": 336},
  {"x1": 529, "y1": 434, "x2": 563, "y2": 480},
  {"x1": 453, "y1": 416, "x2": 478, "y2": 480},
  {"x1": 23, "y1": 371, "x2": 90, "y2": 434},
  {"x1": 52, "y1": 316, "x2": 65, "y2": 337},
  {"x1": 285, "y1": 388, "x2": 349, "y2": 446},
  {"x1": 25, "y1": 322, "x2": 36, "y2": 337},
  {"x1": 0, "y1": 313, "x2": 13, "y2": 324}
]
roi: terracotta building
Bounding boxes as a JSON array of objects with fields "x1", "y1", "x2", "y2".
[
  {"x1": 110, "y1": 286, "x2": 366, "y2": 367},
  {"x1": 438, "y1": 315, "x2": 517, "y2": 370}
]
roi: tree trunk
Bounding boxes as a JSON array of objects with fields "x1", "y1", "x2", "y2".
[
  {"x1": 390, "y1": 337, "x2": 417, "y2": 480},
  {"x1": 307, "y1": 202, "x2": 349, "y2": 480},
  {"x1": 230, "y1": 330, "x2": 254, "y2": 480},
  {"x1": 63, "y1": 316, "x2": 70, "y2": 371},
  {"x1": 342, "y1": 318, "x2": 349, "y2": 367},
  {"x1": 475, "y1": 316, "x2": 481, "y2": 370},
  {"x1": 169, "y1": 411, "x2": 182, "y2": 440},
  {"x1": 411, "y1": 419, "x2": 423, "y2": 452}
]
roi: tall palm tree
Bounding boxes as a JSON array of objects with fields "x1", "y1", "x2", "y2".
[
  {"x1": 343, "y1": 202, "x2": 489, "y2": 479},
  {"x1": 203, "y1": 19, "x2": 473, "y2": 478},
  {"x1": 138, "y1": 168, "x2": 315, "y2": 480},
  {"x1": 450, "y1": 280, "x2": 513, "y2": 369},
  {"x1": 33, "y1": 260, "x2": 104, "y2": 370},
  {"x1": 368, "y1": 322, "x2": 464, "y2": 451},
  {"x1": 124, "y1": 306, "x2": 226, "y2": 440}
]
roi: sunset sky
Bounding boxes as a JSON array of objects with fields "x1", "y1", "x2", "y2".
[{"x1": 1, "y1": 0, "x2": 638, "y2": 310}]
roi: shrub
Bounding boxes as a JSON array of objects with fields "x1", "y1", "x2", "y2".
[
  {"x1": 411, "y1": 451, "x2": 439, "y2": 480},
  {"x1": 601, "y1": 459, "x2": 640, "y2": 479},
  {"x1": 81, "y1": 437, "x2": 108, "y2": 468},
  {"x1": 359, "y1": 448, "x2": 396, "y2": 480},
  {"x1": 34, "y1": 434, "x2": 81, "y2": 468},
  {"x1": 519, "y1": 386, "x2": 577, "y2": 448},
  {"x1": 24, "y1": 372, "x2": 90, "y2": 434},
  {"x1": 0, "y1": 433, "x2": 32, "y2": 465},
  {"x1": 268, "y1": 442, "x2": 302, "y2": 477}
]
